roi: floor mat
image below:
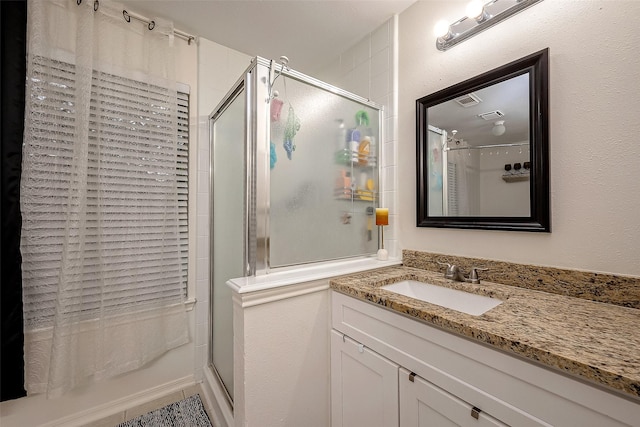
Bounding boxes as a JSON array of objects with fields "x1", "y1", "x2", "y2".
[{"x1": 117, "y1": 394, "x2": 212, "y2": 427}]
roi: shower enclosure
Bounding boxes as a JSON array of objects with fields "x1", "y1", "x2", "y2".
[
  {"x1": 427, "y1": 125, "x2": 477, "y2": 217},
  {"x1": 209, "y1": 57, "x2": 382, "y2": 404}
]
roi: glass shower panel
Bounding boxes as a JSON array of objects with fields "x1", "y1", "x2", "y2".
[
  {"x1": 210, "y1": 87, "x2": 245, "y2": 400},
  {"x1": 268, "y1": 77, "x2": 379, "y2": 268}
]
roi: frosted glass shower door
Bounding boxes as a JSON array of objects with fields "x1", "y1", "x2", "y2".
[
  {"x1": 210, "y1": 86, "x2": 246, "y2": 401},
  {"x1": 268, "y1": 76, "x2": 380, "y2": 267}
]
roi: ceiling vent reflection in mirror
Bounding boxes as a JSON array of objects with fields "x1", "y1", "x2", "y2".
[
  {"x1": 478, "y1": 110, "x2": 504, "y2": 120},
  {"x1": 454, "y1": 93, "x2": 482, "y2": 107}
]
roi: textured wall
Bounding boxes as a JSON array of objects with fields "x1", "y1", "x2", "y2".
[
  {"x1": 239, "y1": 286, "x2": 330, "y2": 426},
  {"x1": 398, "y1": 0, "x2": 640, "y2": 276}
]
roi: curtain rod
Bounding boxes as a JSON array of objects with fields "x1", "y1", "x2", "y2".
[
  {"x1": 78, "y1": 0, "x2": 196, "y2": 44},
  {"x1": 445, "y1": 142, "x2": 528, "y2": 151},
  {"x1": 122, "y1": 10, "x2": 196, "y2": 45}
]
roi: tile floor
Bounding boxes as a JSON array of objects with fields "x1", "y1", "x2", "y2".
[{"x1": 87, "y1": 383, "x2": 217, "y2": 427}]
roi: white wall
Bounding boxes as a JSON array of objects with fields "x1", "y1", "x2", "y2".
[
  {"x1": 398, "y1": 0, "x2": 640, "y2": 276},
  {"x1": 477, "y1": 142, "x2": 530, "y2": 216},
  {"x1": 234, "y1": 283, "x2": 330, "y2": 427}
]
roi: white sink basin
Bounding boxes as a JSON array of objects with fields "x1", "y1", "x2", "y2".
[{"x1": 381, "y1": 280, "x2": 502, "y2": 316}]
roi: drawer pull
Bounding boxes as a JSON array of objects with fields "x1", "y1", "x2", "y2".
[
  {"x1": 471, "y1": 406, "x2": 481, "y2": 420},
  {"x1": 408, "y1": 372, "x2": 416, "y2": 382}
]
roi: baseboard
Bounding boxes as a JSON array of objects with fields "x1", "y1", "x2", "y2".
[
  {"x1": 42, "y1": 375, "x2": 196, "y2": 427},
  {"x1": 202, "y1": 366, "x2": 233, "y2": 427}
]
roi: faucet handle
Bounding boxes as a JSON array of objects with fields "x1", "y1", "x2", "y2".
[
  {"x1": 466, "y1": 267, "x2": 488, "y2": 284},
  {"x1": 437, "y1": 262, "x2": 454, "y2": 279}
]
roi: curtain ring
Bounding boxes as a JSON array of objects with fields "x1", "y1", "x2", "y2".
[
  {"x1": 148, "y1": 20, "x2": 155, "y2": 31},
  {"x1": 123, "y1": 10, "x2": 130, "y2": 22},
  {"x1": 94, "y1": 0, "x2": 99, "y2": 11}
]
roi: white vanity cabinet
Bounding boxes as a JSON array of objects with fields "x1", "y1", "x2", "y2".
[
  {"x1": 331, "y1": 290, "x2": 639, "y2": 427},
  {"x1": 331, "y1": 330, "x2": 510, "y2": 427}
]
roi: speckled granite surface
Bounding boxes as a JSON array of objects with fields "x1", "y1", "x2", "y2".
[
  {"x1": 330, "y1": 265, "x2": 640, "y2": 399},
  {"x1": 403, "y1": 250, "x2": 640, "y2": 309}
]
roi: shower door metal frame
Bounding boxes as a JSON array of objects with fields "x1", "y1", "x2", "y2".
[
  {"x1": 253, "y1": 56, "x2": 384, "y2": 275},
  {"x1": 208, "y1": 57, "x2": 270, "y2": 408},
  {"x1": 217, "y1": 56, "x2": 384, "y2": 278},
  {"x1": 208, "y1": 80, "x2": 244, "y2": 407},
  {"x1": 208, "y1": 64, "x2": 253, "y2": 407}
]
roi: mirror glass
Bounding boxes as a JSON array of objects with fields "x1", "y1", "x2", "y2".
[{"x1": 416, "y1": 49, "x2": 549, "y2": 231}]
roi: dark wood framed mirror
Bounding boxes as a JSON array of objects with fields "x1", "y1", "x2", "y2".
[{"x1": 416, "y1": 48, "x2": 549, "y2": 232}]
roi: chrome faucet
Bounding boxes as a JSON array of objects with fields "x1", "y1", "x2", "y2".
[
  {"x1": 466, "y1": 266, "x2": 488, "y2": 284},
  {"x1": 450, "y1": 265, "x2": 467, "y2": 282},
  {"x1": 438, "y1": 262, "x2": 465, "y2": 282},
  {"x1": 438, "y1": 262, "x2": 488, "y2": 283}
]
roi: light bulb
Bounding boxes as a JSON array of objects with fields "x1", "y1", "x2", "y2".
[
  {"x1": 492, "y1": 120, "x2": 506, "y2": 136},
  {"x1": 466, "y1": 0, "x2": 485, "y2": 19},
  {"x1": 433, "y1": 20, "x2": 452, "y2": 39}
]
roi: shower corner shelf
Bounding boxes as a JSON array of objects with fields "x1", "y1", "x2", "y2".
[
  {"x1": 502, "y1": 173, "x2": 530, "y2": 183},
  {"x1": 334, "y1": 147, "x2": 378, "y2": 203},
  {"x1": 334, "y1": 188, "x2": 377, "y2": 202},
  {"x1": 334, "y1": 149, "x2": 377, "y2": 168}
]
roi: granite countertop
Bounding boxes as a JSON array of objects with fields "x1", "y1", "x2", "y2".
[{"x1": 330, "y1": 265, "x2": 640, "y2": 400}]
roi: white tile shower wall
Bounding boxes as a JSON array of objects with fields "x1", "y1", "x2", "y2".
[
  {"x1": 196, "y1": 38, "x2": 252, "y2": 381},
  {"x1": 317, "y1": 16, "x2": 399, "y2": 259}
]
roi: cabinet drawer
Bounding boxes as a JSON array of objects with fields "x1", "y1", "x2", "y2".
[{"x1": 400, "y1": 367, "x2": 508, "y2": 427}]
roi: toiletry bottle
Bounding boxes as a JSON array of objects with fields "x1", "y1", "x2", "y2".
[
  {"x1": 358, "y1": 136, "x2": 370, "y2": 166},
  {"x1": 359, "y1": 171, "x2": 367, "y2": 189},
  {"x1": 347, "y1": 128, "x2": 361, "y2": 163},
  {"x1": 335, "y1": 170, "x2": 352, "y2": 197},
  {"x1": 353, "y1": 110, "x2": 373, "y2": 165},
  {"x1": 344, "y1": 172, "x2": 352, "y2": 196},
  {"x1": 368, "y1": 136, "x2": 376, "y2": 167}
]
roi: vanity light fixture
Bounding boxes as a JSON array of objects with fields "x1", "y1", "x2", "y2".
[
  {"x1": 435, "y1": 0, "x2": 544, "y2": 51},
  {"x1": 433, "y1": 19, "x2": 454, "y2": 41},
  {"x1": 466, "y1": 0, "x2": 490, "y2": 23}
]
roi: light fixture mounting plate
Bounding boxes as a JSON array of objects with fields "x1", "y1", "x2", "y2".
[{"x1": 436, "y1": 0, "x2": 544, "y2": 51}]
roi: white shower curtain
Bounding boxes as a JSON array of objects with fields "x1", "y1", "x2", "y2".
[
  {"x1": 21, "y1": 0, "x2": 188, "y2": 398},
  {"x1": 447, "y1": 148, "x2": 473, "y2": 216}
]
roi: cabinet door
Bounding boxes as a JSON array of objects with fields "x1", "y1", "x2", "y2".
[
  {"x1": 399, "y1": 368, "x2": 507, "y2": 427},
  {"x1": 331, "y1": 330, "x2": 399, "y2": 427}
]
